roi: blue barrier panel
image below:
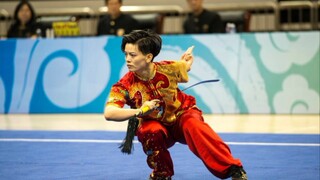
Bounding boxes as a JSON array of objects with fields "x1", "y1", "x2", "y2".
[{"x1": 0, "y1": 32, "x2": 319, "y2": 114}]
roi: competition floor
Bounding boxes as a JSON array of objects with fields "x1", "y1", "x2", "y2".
[{"x1": 0, "y1": 114, "x2": 319, "y2": 180}]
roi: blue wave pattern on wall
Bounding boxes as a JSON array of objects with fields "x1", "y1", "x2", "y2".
[
  {"x1": 30, "y1": 49, "x2": 79, "y2": 113},
  {"x1": 0, "y1": 39, "x2": 16, "y2": 113},
  {"x1": 0, "y1": 32, "x2": 319, "y2": 114}
]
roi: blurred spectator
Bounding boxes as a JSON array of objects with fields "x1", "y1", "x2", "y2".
[
  {"x1": 7, "y1": 0, "x2": 39, "y2": 38},
  {"x1": 183, "y1": 0, "x2": 223, "y2": 34},
  {"x1": 97, "y1": 0, "x2": 138, "y2": 36}
]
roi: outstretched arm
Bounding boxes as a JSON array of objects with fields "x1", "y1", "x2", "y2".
[
  {"x1": 180, "y1": 46, "x2": 194, "y2": 72},
  {"x1": 104, "y1": 106, "x2": 140, "y2": 121}
]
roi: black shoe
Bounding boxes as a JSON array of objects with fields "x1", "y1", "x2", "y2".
[
  {"x1": 149, "y1": 174, "x2": 172, "y2": 180},
  {"x1": 229, "y1": 165, "x2": 247, "y2": 180}
]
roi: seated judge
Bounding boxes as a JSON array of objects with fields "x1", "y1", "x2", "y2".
[
  {"x1": 97, "y1": 0, "x2": 138, "y2": 36},
  {"x1": 183, "y1": 0, "x2": 223, "y2": 34},
  {"x1": 7, "y1": 0, "x2": 39, "y2": 38}
]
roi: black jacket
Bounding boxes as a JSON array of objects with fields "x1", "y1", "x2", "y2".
[
  {"x1": 97, "y1": 13, "x2": 138, "y2": 36},
  {"x1": 7, "y1": 22, "x2": 39, "y2": 38},
  {"x1": 183, "y1": 9, "x2": 223, "y2": 34}
]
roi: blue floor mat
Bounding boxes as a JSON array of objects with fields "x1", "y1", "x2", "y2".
[{"x1": 0, "y1": 131, "x2": 319, "y2": 180}]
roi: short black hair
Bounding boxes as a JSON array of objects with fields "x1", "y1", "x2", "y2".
[{"x1": 121, "y1": 30, "x2": 162, "y2": 61}]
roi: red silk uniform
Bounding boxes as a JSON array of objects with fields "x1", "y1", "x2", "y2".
[{"x1": 106, "y1": 61, "x2": 242, "y2": 179}]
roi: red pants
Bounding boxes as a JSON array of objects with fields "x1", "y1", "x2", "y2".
[{"x1": 136, "y1": 108, "x2": 242, "y2": 179}]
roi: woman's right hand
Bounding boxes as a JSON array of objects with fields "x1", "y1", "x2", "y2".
[{"x1": 140, "y1": 99, "x2": 161, "y2": 116}]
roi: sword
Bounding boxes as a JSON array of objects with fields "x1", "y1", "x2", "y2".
[{"x1": 181, "y1": 79, "x2": 220, "y2": 91}]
